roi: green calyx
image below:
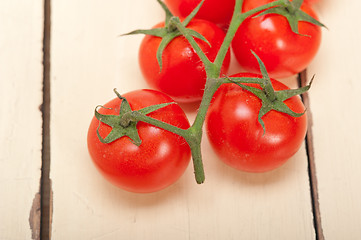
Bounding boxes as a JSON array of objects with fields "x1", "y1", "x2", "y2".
[
  {"x1": 122, "y1": 0, "x2": 209, "y2": 71},
  {"x1": 254, "y1": 0, "x2": 326, "y2": 35},
  {"x1": 231, "y1": 51, "x2": 312, "y2": 133},
  {"x1": 95, "y1": 89, "x2": 175, "y2": 146}
]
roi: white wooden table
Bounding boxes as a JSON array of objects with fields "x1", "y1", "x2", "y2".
[{"x1": 1, "y1": 0, "x2": 361, "y2": 239}]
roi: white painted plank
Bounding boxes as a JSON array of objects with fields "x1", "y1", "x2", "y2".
[
  {"x1": 0, "y1": 1, "x2": 44, "y2": 239},
  {"x1": 308, "y1": 1, "x2": 361, "y2": 239},
  {"x1": 50, "y1": 1, "x2": 315, "y2": 239}
]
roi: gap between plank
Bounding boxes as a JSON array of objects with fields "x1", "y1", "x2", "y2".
[
  {"x1": 298, "y1": 70, "x2": 324, "y2": 240},
  {"x1": 40, "y1": 0, "x2": 52, "y2": 239}
]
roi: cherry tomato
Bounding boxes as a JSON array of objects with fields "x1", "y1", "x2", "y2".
[
  {"x1": 164, "y1": 0, "x2": 235, "y2": 27},
  {"x1": 206, "y1": 73, "x2": 307, "y2": 172},
  {"x1": 139, "y1": 19, "x2": 230, "y2": 103},
  {"x1": 232, "y1": 0, "x2": 322, "y2": 79},
  {"x1": 87, "y1": 89, "x2": 191, "y2": 193}
]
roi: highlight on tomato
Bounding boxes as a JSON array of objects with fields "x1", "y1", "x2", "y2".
[
  {"x1": 232, "y1": 0, "x2": 322, "y2": 79},
  {"x1": 206, "y1": 73, "x2": 308, "y2": 172},
  {"x1": 139, "y1": 18, "x2": 230, "y2": 103},
  {"x1": 87, "y1": 89, "x2": 191, "y2": 193}
]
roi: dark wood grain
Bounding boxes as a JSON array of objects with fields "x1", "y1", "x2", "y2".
[
  {"x1": 40, "y1": 0, "x2": 52, "y2": 239},
  {"x1": 298, "y1": 69, "x2": 324, "y2": 240}
]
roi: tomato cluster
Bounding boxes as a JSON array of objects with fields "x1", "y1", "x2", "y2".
[
  {"x1": 142, "y1": 0, "x2": 322, "y2": 96},
  {"x1": 87, "y1": 0, "x2": 323, "y2": 193}
]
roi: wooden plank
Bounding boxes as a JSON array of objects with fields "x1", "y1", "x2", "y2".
[
  {"x1": 0, "y1": 1, "x2": 44, "y2": 239},
  {"x1": 308, "y1": 1, "x2": 361, "y2": 239},
  {"x1": 50, "y1": 1, "x2": 315, "y2": 239}
]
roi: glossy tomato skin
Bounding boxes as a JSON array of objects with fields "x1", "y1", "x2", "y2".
[
  {"x1": 139, "y1": 19, "x2": 230, "y2": 103},
  {"x1": 232, "y1": 0, "x2": 322, "y2": 79},
  {"x1": 206, "y1": 73, "x2": 307, "y2": 172},
  {"x1": 164, "y1": 0, "x2": 235, "y2": 27},
  {"x1": 87, "y1": 89, "x2": 191, "y2": 193}
]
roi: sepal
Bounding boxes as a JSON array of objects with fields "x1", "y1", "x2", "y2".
[
  {"x1": 233, "y1": 51, "x2": 312, "y2": 133},
  {"x1": 121, "y1": 0, "x2": 208, "y2": 71},
  {"x1": 95, "y1": 89, "x2": 176, "y2": 145},
  {"x1": 254, "y1": 0, "x2": 326, "y2": 35}
]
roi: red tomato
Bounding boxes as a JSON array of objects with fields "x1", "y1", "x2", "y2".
[
  {"x1": 206, "y1": 73, "x2": 307, "y2": 172},
  {"x1": 139, "y1": 19, "x2": 230, "y2": 103},
  {"x1": 87, "y1": 89, "x2": 191, "y2": 193},
  {"x1": 304, "y1": 0, "x2": 320, "y2": 4},
  {"x1": 232, "y1": 0, "x2": 322, "y2": 78},
  {"x1": 164, "y1": 0, "x2": 235, "y2": 27}
]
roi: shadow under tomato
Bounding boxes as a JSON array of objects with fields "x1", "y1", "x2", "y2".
[
  {"x1": 97, "y1": 170, "x2": 191, "y2": 208},
  {"x1": 204, "y1": 141, "x2": 302, "y2": 187},
  {"x1": 220, "y1": 161, "x2": 297, "y2": 186}
]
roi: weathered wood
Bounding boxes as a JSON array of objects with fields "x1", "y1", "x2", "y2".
[
  {"x1": 308, "y1": 1, "x2": 361, "y2": 239},
  {"x1": 50, "y1": 1, "x2": 315, "y2": 239},
  {"x1": 0, "y1": 1, "x2": 44, "y2": 239}
]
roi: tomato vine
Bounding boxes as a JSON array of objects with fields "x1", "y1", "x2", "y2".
[{"x1": 89, "y1": 0, "x2": 325, "y2": 188}]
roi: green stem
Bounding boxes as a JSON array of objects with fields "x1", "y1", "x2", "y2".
[
  {"x1": 132, "y1": 111, "x2": 206, "y2": 183},
  {"x1": 132, "y1": 109, "x2": 207, "y2": 183},
  {"x1": 186, "y1": 78, "x2": 222, "y2": 183},
  {"x1": 170, "y1": 17, "x2": 216, "y2": 74},
  {"x1": 131, "y1": 111, "x2": 188, "y2": 138},
  {"x1": 189, "y1": 76, "x2": 266, "y2": 137},
  {"x1": 189, "y1": 139, "x2": 205, "y2": 184},
  {"x1": 220, "y1": 76, "x2": 266, "y2": 85},
  {"x1": 213, "y1": 0, "x2": 244, "y2": 69},
  {"x1": 263, "y1": 80, "x2": 277, "y2": 102},
  {"x1": 192, "y1": 78, "x2": 222, "y2": 130}
]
